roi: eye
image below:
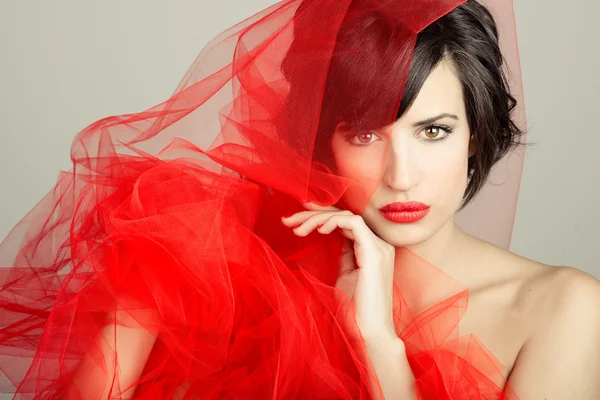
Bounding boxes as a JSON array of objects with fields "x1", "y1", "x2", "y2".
[
  {"x1": 345, "y1": 131, "x2": 381, "y2": 146},
  {"x1": 420, "y1": 124, "x2": 454, "y2": 141}
]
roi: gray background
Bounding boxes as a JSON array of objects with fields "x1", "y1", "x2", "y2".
[
  {"x1": 0, "y1": 0, "x2": 598, "y2": 280},
  {"x1": 0, "y1": 0, "x2": 598, "y2": 398}
]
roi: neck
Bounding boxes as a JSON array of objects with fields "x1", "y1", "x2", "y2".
[{"x1": 403, "y1": 217, "x2": 470, "y2": 275}]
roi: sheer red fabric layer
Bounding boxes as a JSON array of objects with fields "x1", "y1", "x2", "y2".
[{"x1": 0, "y1": 0, "x2": 522, "y2": 398}]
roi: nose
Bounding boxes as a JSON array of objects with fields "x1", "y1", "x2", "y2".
[{"x1": 382, "y1": 136, "x2": 418, "y2": 191}]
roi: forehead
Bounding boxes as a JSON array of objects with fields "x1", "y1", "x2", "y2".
[{"x1": 400, "y1": 60, "x2": 465, "y2": 123}]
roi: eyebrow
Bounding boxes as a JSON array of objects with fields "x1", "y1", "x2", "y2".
[{"x1": 411, "y1": 113, "x2": 459, "y2": 128}]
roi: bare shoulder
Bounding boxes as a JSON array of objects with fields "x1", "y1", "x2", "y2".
[
  {"x1": 537, "y1": 263, "x2": 600, "y2": 302},
  {"x1": 470, "y1": 237, "x2": 600, "y2": 312},
  {"x1": 513, "y1": 255, "x2": 600, "y2": 320},
  {"x1": 528, "y1": 262, "x2": 600, "y2": 333},
  {"x1": 496, "y1": 253, "x2": 600, "y2": 395},
  {"x1": 456, "y1": 235, "x2": 600, "y2": 390},
  {"x1": 465, "y1": 236, "x2": 600, "y2": 335}
]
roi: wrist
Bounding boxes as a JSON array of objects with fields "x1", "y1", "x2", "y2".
[
  {"x1": 363, "y1": 333, "x2": 405, "y2": 356},
  {"x1": 359, "y1": 326, "x2": 403, "y2": 348},
  {"x1": 362, "y1": 334, "x2": 416, "y2": 400}
]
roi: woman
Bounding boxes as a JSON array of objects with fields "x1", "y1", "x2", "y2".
[{"x1": 1, "y1": 0, "x2": 598, "y2": 399}]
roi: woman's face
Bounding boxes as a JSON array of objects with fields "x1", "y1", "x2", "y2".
[{"x1": 331, "y1": 60, "x2": 472, "y2": 247}]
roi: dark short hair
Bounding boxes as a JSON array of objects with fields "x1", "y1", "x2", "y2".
[
  {"x1": 291, "y1": 0, "x2": 525, "y2": 208},
  {"x1": 402, "y1": 1, "x2": 524, "y2": 207}
]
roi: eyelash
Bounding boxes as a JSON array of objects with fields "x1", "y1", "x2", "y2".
[
  {"x1": 422, "y1": 124, "x2": 454, "y2": 142},
  {"x1": 344, "y1": 124, "x2": 454, "y2": 146}
]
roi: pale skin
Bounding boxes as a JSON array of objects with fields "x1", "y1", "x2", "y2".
[
  {"x1": 67, "y1": 60, "x2": 600, "y2": 398},
  {"x1": 284, "y1": 59, "x2": 600, "y2": 398}
]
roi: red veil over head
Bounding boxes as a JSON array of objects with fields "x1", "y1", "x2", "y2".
[{"x1": 0, "y1": 0, "x2": 526, "y2": 398}]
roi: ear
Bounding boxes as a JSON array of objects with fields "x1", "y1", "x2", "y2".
[{"x1": 468, "y1": 135, "x2": 476, "y2": 158}]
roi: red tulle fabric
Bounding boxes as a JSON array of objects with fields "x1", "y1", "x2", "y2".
[{"x1": 0, "y1": 0, "x2": 520, "y2": 398}]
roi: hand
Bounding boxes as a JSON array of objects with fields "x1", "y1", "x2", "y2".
[{"x1": 282, "y1": 202, "x2": 398, "y2": 344}]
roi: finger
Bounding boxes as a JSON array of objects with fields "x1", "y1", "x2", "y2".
[
  {"x1": 317, "y1": 213, "x2": 364, "y2": 234},
  {"x1": 281, "y1": 210, "x2": 321, "y2": 227},
  {"x1": 302, "y1": 202, "x2": 341, "y2": 212},
  {"x1": 281, "y1": 202, "x2": 344, "y2": 226},
  {"x1": 320, "y1": 215, "x2": 378, "y2": 277},
  {"x1": 339, "y1": 239, "x2": 356, "y2": 275},
  {"x1": 282, "y1": 209, "x2": 350, "y2": 230},
  {"x1": 290, "y1": 211, "x2": 344, "y2": 236},
  {"x1": 317, "y1": 214, "x2": 374, "y2": 249}
]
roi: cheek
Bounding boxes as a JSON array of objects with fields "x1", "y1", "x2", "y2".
[
  {"x1": 333, "y1": 144, "x2": 386, "y2": 211},
  {"x1": 425, "y1": 142, "x2": 470, "y2": 204},
  {"x1": 334, "y1": 145, "x2": 385, "y2": 181}
]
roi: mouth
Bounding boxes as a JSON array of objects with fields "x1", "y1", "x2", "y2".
[{"x1": 378, "y1": 202, "x2": 430, "y2": 224}]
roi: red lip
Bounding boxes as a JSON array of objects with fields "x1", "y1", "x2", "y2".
[
  {"x1": 379, "y1": 202, "x2": 430, "y2": 223},
  {"x1": 379, "y1": 201, "x2": 429, "y2": 212}
]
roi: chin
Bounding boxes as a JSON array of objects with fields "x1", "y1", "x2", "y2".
[
  {"x1": 379, "y1": 226, "x2": 433, "y2": 247},
  {"x1": 363, "y1": 210, "x2": 435, "y2": 247}
]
